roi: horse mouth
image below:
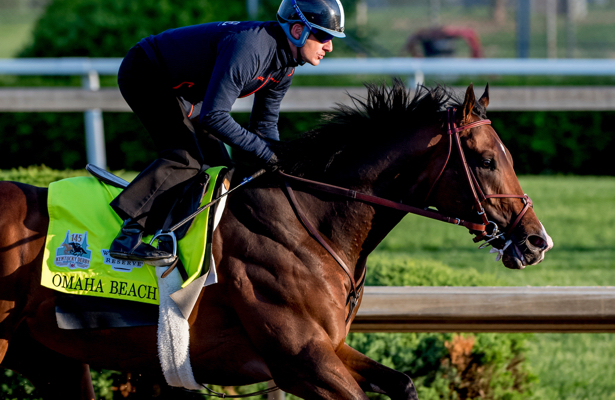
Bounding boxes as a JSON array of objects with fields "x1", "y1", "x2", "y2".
[{"x1": 502, "y1": 242, "x2": 527, "y2": 270}]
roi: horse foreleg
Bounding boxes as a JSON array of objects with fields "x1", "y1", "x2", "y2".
[
  {"x1": 337, "y1": 343, "x2": 418, "y2": 400},
  {"x1": 265, "y1": 340, "x2": 369, "y2": 400}
]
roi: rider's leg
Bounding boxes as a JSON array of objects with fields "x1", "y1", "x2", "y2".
[{"x1": 109, "y1": 45, "x2": 204, "y2": 262}]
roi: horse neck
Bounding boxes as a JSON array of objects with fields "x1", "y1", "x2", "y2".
[{"x1": 295, "y1": 122, "x2": 443, "y2": 270}]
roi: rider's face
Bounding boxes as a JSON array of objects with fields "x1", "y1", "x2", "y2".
[{"x1": 299, "y1": 33, "x2": 333, "y2": 66}]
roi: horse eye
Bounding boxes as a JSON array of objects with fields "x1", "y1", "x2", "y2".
[{"x1": 482, "y1": 159, "x2": 492, "y2": 168}]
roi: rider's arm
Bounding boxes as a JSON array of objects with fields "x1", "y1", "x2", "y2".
[
  {"x1": 199, "y1": 34, "x2": 275, "y2": 162},
  {"x1": 248, "y1": 73, "x2": 293, "y2": 141}
]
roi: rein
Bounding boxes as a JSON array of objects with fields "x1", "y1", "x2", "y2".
[
  {"x1": 282, "y1": 181, "x2": 366, "y2": 329},
  {"x1": 279, "y1": 107, "x2": 533, "y2": 323}
]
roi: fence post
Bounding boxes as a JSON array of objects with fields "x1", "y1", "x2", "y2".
[
  {"x1": 82, "y1": 69, "x2": 107, "y2": 169},
  {"x1": 408, "y1": 70, "x2": 424, "y2": 90},
  {"x1": 516, "y1": 0, "x2": 531, "y2": 58},
  {"x1": 247, "y1": 0, "x2": 259, "y2": 19}
]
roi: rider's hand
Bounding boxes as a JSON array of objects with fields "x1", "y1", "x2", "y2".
[{"x1": 265, "y1": 153, "x2": 280, "y2": 173}]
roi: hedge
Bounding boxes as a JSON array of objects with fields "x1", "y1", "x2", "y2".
[
  {"x1": 3, "y1": 0, "x2": 610, "y2": 175},
  {"x1": 1, "y1": 110, "x2": 613, "y2": 175},
  {"x1": 346, "y1": 254, "x2": 535, "y2": 400}
]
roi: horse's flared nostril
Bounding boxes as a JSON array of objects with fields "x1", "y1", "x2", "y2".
[{"x1": 528, "y1": 234, "x2": 547, "y2": 250}]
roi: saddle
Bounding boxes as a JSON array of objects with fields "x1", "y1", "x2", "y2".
[{"x1": 50, "y1": 164, "x2": 233, "y2": 329}]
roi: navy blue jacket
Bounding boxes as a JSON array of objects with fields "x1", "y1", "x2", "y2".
[{"x1": 140, "y1": 21, "x2": 298, "y2": 162}]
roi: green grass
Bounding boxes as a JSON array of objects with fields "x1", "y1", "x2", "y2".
[
  {"x1": 0, "y1": 22, "x2": 32, "y2": 58},
  {"x1": 372, "y1": 175, "x2": 615, "y2": 399},
  {"x1": 376, "y1": 176, "x2": 615, "y2": 287},
  {"x1": 528, "y1": 334, "x2": 615, "y2": 400},
  {"x1": 0, "y1": 8, "x2": 43, "y2": 58}
]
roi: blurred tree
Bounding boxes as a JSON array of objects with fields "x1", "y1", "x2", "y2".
[
  {"x1": 19, "y1": 0, "x2": 247, "y2": 57},
  {"x1": 19, "y1": 0, "x2": 359, "y2": 58}
]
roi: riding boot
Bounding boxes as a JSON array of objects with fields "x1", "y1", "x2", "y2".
[{"x1": 109, "y1": 219, "x2": 176, "y2": 266}]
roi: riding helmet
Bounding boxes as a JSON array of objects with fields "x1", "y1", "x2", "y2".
[{"x1": 277, "y1": 0, "x2": 346, "y2": 47}]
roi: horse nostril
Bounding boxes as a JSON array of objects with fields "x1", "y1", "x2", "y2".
[{"x1": 528, "y1": 235, "x2": 547, "y2": 250}]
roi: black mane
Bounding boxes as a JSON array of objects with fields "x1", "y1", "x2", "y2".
[{"x1": 273, "y1": 80, "x2": 486, "y2": 175}]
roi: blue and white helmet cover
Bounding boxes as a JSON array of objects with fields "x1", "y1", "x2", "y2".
[{"x1": 277, "y1": 0, "x2": 345, "y2": 47}]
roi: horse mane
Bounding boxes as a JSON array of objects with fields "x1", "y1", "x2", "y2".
[{"x1": 273, "y1": 79, "x2": 486, "y2": 175}]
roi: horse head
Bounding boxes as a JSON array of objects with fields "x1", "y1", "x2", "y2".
[
  {"x1": 421, "y1": 83, "x2": 553, "y2": 269},
  {"x1": 276, "y1": 80, "x2": 552, "y2": 270}
]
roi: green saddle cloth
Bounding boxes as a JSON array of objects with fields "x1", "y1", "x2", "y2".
[{"x1": 41, "y1": 166, "x2": 227, "y2": 305}]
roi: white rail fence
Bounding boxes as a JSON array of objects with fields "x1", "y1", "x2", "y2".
[{"x1": 1, "y1": 57, "x2": 615, "y2": 169}]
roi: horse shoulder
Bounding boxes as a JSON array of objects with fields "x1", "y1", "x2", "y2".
[{"x1": 216, "y1": 186, "x2": 350, "y2": 346}]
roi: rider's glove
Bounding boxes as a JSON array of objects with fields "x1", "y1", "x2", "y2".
[{"x1": 265, "y1": 153, "x2": 280, "y2": 173}]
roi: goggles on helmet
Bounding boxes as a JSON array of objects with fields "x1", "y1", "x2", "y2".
[{"x1": 311, "y1": 29, "x2": 334, "y2": 43}]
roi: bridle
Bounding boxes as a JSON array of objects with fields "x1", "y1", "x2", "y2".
[
  {"x1": 279, "y1": 107, "x2": 533, "y2": 328},
  {"x1": 426, "y1": 107, "x2": 533, "y2": 244}
]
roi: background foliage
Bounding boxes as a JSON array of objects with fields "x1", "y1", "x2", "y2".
[
  {"x1": 1, "y1": 109, "x2": 614, "y2": 175},
  {"x1": 346, "y1": 254, "x2": 534, "y2": 400},
  {"x1": 0, "y1": 0, "x2": 612, "y2": 174},
  {"x1": 18, "y1": 0, "x2": 245, "y2": 58}
]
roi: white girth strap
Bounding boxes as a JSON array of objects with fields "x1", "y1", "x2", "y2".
[
  {"x1": 156, "y1": 178, "x2": 228, "y2": 390},
  {"x1": 156, "y1": 266, "x2": 202, "y2": 390}
]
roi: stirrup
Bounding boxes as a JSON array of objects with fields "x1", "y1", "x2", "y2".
[{"x1": 149, "y1": 230, "x2": 178, "y2": 268}]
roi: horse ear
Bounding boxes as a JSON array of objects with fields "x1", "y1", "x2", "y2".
[
  {"x1": 479, "y1": 83, "x2": 489, "y2": 109},
  {"x1": 461, "y1": 83, "x2": 475, "y2": 123}
]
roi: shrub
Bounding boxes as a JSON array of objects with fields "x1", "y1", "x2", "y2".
[
  {"x1": 492, "y1": 110, "x2": 615, "y2": 175},
  {"x1": 0, "y1": 165, "x2": 134, "y2": 187},
  {"x1": 2, "y1": 109, "x2": 614, "y2": 174},
  {"x1": 4, "y1": 0, "x2": 612, "y2": 175},
  {"x1": 345, "y1": 253, "x2": 536, "y2": 399},
  {"x1": 19, "y1": 0, "x2": 246, "y2": 58},
  {"x1": 0, "y1": 112, "x2": 155, "y2": 171},
  {"x1": 0, "y1": 112, "x2": 317, "y2": 171}
]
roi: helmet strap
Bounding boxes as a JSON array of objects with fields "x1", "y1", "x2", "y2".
[{"x1": 288, "y1": 22, "x2": 308, "y2": 64}]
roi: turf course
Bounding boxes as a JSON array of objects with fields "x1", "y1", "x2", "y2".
[{"x1": 374, "y1": 175, "x2": 615, "y2": 399}]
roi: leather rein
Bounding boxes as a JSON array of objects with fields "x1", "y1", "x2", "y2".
[{"x1": 279, "y1": 107, "x2": 533, "y2": 327}]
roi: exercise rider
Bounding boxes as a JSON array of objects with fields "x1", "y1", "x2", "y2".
[{"x1": 109, "y1": 0, "x2": 346, "y2": 264}]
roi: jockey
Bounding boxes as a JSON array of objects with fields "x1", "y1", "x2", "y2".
[{"x1": 109, "y1": 0, "x2": 346, "y2": 264}]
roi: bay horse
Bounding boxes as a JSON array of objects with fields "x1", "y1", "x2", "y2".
[{"x1": 0, "y1": 82, "x2": 552, "y2": 399}]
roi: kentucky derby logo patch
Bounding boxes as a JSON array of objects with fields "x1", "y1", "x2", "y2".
[
  {"x1": 100, "y1": 249, "x2": 144, "y2": 272},
  {"x1": 54, "y1": 231, "x2": 92, "y2": 269}
]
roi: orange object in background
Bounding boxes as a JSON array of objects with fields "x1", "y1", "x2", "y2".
[{"x1": 403, "y1": 27, "x2": 484, "y2": 58}]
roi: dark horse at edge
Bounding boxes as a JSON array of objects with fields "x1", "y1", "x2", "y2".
[{"x1": 0, "y1": 82, "x2": 552, "y2": 399}]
